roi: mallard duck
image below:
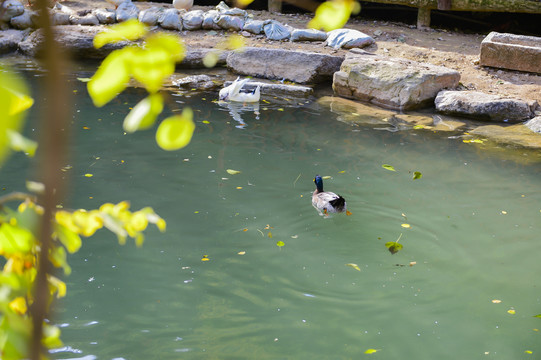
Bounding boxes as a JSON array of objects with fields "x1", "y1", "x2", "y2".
[
  {"x1": 312, "y1": 175, "x2": 347, "y2": 216},
  {"x1": 173, "y1": 0, "x2": 193, "y2": 10},
  {"x1": 219, "y1": 77, "x2": 261, "y2": 103}
]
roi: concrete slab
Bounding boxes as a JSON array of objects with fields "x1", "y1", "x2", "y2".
[{"x1": 480, "y1": 31, "x2": 541, "y2": 74}]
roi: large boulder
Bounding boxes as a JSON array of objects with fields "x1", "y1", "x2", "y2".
[
  {"x1": 0, "y1": 29, "x2": 27, "y2": 54},
  {"x1": 333, "y1": 51, "x2": 460, "y2": 110},
  {"x1": 435, "y1": 90, "x2": 538, "y2": 122},
  {"x1": 226, "y1": 47, "x2": 344, "y2": 84},
  {"x1": 18, "y1": 25, "x2": 131, "y2": 59}
]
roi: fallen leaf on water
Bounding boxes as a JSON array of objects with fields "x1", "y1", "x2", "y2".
[
  {"x1": 338, "y1": 170, "x2": 346, "y2": 173},
  {"x1": 382, "y1": 164, "x2": 396, "y2": 171},
  {"x1": 77, "y1": 77, "x2": 91, "y2": 82},
  {"x1": 525, "y1": 350, "x2": 533, "y2": 354},
  {"x1": 202, "y1": 120, "x2": 210, "y2": 124},
  {"x1": 201, "y1": 255, "x2": 210, "y2": 261},
  {"x1": 409, "y1": 261, "x2": 417, "y2": 266},
  {"x1": 413, "y1": 171, "x2": 422, "y2": 180},
  {"x1": 534, "y1": 314, "x2": 541, "y2": 318},
  {"x1": 364, "y1": 349, "x2": 379, "y2": 354},
  {"x1": 268, "y1": 232, "x2": 272, "y2": 238},
  {"x1": 501, "y1": 210, "x2": 507, "y2": 215},
  {"x1": 346, "y1": 210, "x2": 352, "y2": 216},
  {"x1": 227, "y1": 169, "x2": 241, "y2": 175},
  {"x1": 264, "y1": 224, "x2": 272, "y2": 230},
  {"x1": 385, "y1": 241, "x2": 403, "y2": 254},
  {"x1": 346, "y1": 263, "x2": 361, "y2": 271},
  {"x1": 236, "y1": 186, "x2": 243, "y2": 189},
  {"x1": 291, "y1": 235, "x2": 298, "y2": 239},
  {"x1": 276, "y1": 241, "x2": 284, "y2": 247},
  {"x1": 401, "y1": 223, "x2": 411, "y2": 229},
  {"x1": 84, "y1": 173, "x2": 93, "y2": 177},
  {"x1": 322, "y1": 175, "x2": 331, "y2": 180},
  {"x1": 238, "y1": 251, "x2": 246, "y2": 255},
  {"x1": 492, "y1": 299, "x2": 502, "y2": 304},
  {"x1": 243, "y1": 228, "x2": 248, "y2": 232},
  {"x1": 508, "y1": 309, "x2": 516, "y2": 315}
]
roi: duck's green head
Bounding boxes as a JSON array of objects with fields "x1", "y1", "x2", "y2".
[{"x1": 314, "y1": 175, "x2": 324, "y2": 192}]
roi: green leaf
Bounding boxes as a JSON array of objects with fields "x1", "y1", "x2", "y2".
[
  {"x1": 276, "y1": 241, "x2": 285, "y2": 247},
  {"x1": 0, "y1": 223, "x2": 34, "y2": 255},
  {"x1": 93, "y1": 18, "x2": 147, "y2": 49},
  {"x1": 155, "y1": 108, "x2": 195, "y2": 151},
  {"x1": 6, "y1": 130, "x2": 38, "y2": 157},
  {"x1": 55, "y1": 223, "x2": 82, "y2": 254},
  {"x1": 87, "y1": 47, "x2": 132, "y2": 107},
  {"x1": 365, "y1": 348, "x2": 379, "y2": 354},
  {"x1": 123, "y1": 93, "x2": 164, "y2": 133},
  {"x1": 145, "y1": 32, "x2": 185, "y2": 62},
  {"x1": 346, "y1": 263, "x2": 361, "y2": 271},
  {"x1": 49, "y1": 244, "x2": 71, "y2": 275},
  {"x1": 130, "y1": 47, "x2": 174, "y2": 93},
  {"x1": 413, "y1": 171, "x2": 422, "y2": 180},
  {"x1": 382, "y1": 164, "x2": 396, "y2": 172},
  {"x1": 534, "y1": 314, "x2": 541, "y2": 318},
  {"x1": 385, "y1": 241, "x2": 403, "y2": 255}
]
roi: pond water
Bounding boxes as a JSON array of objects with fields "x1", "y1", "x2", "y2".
[{"x1": 3, "y1": 62, "x2": 541, "y2": 359}]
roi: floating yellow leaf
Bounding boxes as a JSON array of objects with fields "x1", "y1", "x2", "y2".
[
  {"x1": 508, "y1": 309, "x2": 516, "y2": 315},
  {"x1": 201, "y1": 255, "x2": 210, "y2": 261},
  {"x1": 238, "y1": 251, "x2": 246, "y2": 255},
  {"x1": 202, "y1": 120, "x2": 210, "y2": 124},
  {"x1": 93, "y1": 18, "x2": 147, "y2": 48},
  {"x1": 525, "y1": 350, "x2": 533, "y2": 354},
  {"x1": 501, "y1": 210, "x2": 507, "y2": 215},
  {"x1": 308, "y1": 0, "x2": 360, "y2": 31},
  {"x1": 346, "y1": 263, "x2": 360, "y2": 271},
  {"x1": 346, "y1": 210, "x2": 352, "y2": 216},
  {"x1": 364, "y1": 348, "x2": 379, "y2": 354},
  {"x1": 409, "y1": 261, "x2": 417, "y2": 266},
  {"x1": 155, "y1": 108, "x2": 195, "y2": 151},
  {"x1": 322, "y1": 175, "x2": 331, "y2": 180},
  {"x1": 401, "y1": 223, "x2": 411, "y2": 229},
  {"x1": 268, "y1": 232, "x2": 272, "y2": 238},
  {"x1": 227, "y1": 169, "x2": 241, "y2": 175},
  {"x1": 492, "y1": 299, "x2": 502, "y2": 304},
  {"x1": 242, "y1": 228, "x2": 248, "y2": 232},
  {"x1": 236, "y1": 186, "x2": 243, "y2": 189},
  {"x1": 338, "y1": 170, "x2": 345, "y2": 173},
  {"x1": 276, "y1": 240, "x2": 285, "y2": 247},
  {"x1": 84, "y1": 173, "x2": 93, "y2": 177},
  {"x1": 382, "y1": 164, "x2": 396, "y2": 171}
]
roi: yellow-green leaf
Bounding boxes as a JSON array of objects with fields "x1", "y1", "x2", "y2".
[
  {"x1": 55, "y1": 223, "x2": 82, "y2": 253},
  {"x1": 87, "y1": 47, "x2": 132, "y2": 107},
  {"x1": 308, "y1": 0, "x2": 360, "y2": 31},
  {"x1": 130, "y1": 46, "x2": 174, "y2": 93},
  {"x1": 0, "y1": 223, "x2": 34, "y2": 255},
  {"x1": 93, "y1": 18, "x2": 147, "y2": 48},
  {"x1": 203, "y1": 51, "x2": 220, "y2": 68},
  {"x1": 413, "y1": 171, "x2": 422, "y2": 180},
  {"x1": 276, "y1": 240, "x2": 285, "y2": 247},
  {"x1": 382, "y1": 164, "x2": 396, "y2": 171},
  {"x1": 145, "y1": 32, "x2": 185, "y2": 62},
  {"x1": 6, "y1": 129, "x2": 37, "y2": 157},
  {"x1": 155, "y1": 108, "x2": 195, "y2": 151},
  {"x1": 226, "y1": 169, "x2": 241, "y2": 175},
  {"x1": 346, "y1": 263, "x2": 361, "y2": 271},
  {"x1": 365, "y1": 348, "x2": 379, "y2": 354},
  {"x1": 123, "y1": 93, "x2": 164, "y2": 133}
]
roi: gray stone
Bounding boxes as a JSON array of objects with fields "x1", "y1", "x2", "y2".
[
  {"x1": 333, "y1": 51, "x2": 460, "y2": 110},
  {"x1": 139, "y1": 6, "x2": 163, "y2": 26},
  {"x1": 182, "y1": 9, "x2": 204, "y2": 30},
  {"x1": 93, "y1": 8, "x2": 116, "y2": 24},
  {"x1": 18, "y1": 25, "x2": 131, "y2": 59},
  {"x1": 70, "y1": 13, "x2": 99, "y2": 26},
  {"x1": 0, "y1": 29, "x2": 27, "y2": 54},
  {"x1": 480, "y1": 32, "x2": 541, "y2": 74},
  {"x1": 263, "y1": 20, "x2": 290, "y2": 41},
  {"x1": 1, "y1": 0, "x2": 24, "y2": 22},
  {"x1": 525, "y1": 116, "x2": 541, "y2": 133},
  {"x1": 202, "y1": 10, "x2": 221, "y2": 30},
  {"x1": 52, "y1": 11, "x2": 72, "y2": 25},
  {"x1": 325, "y1": 28, "x2": 375, "y2": 49},
  {"x1": 435, "y1": 90, "x2": 538, "y2": 122},
  {"x1": 290, "y1": 28, "x2": 327, "y2": 42},
  {"x1": 158, "y1": 8, "x2": 182, "y2": 30},
  {"x1": 216, "y1": 14, "x2": 244, "y2": 31},
  {"x1": 242, "y1": 19, "x2": 263, "y2": 34},
  {"x1": 116, "y1": 1, "x2": 139, "y2": 23},
  {"x1": 10, "y1": 10, "x2": 37, "y2": 29},
  {"x1": 179, "y1": 48, "x2": 229, "y2": 68},
  {"x1": 227, "y1": 47, "x2": 344, "y2": 84}
]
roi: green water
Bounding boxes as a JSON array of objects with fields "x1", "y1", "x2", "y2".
[{"x1": 3, "y1": 65, "x2": 541, "y2": 359}]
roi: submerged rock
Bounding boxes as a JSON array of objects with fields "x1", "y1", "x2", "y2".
[
  {"x1": 524, "y1": 116, "x2": 541, "y2": 133},
  {"x1": 318, "y1": 96, "x2": 396, "y2": 125},
  {"x1": 325, "y1": 28, "x2": 375, "y2": 49},
  {"x1": 435, "y1": 90, "x2": 539, "y2": 122},
  {"x1": 470, "y1": 124, "x2": 541, "y2": 149},
  {"x1": 333, "y1": 50, "x2": 460, "y2": 110},
  {"x1": 227, "y1": 47, "x2": 343, "y2": 84}
]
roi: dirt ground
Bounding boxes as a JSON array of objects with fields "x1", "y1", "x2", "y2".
[{"x1": 66, "y1": 0, "x2": 541, "y2": 104}]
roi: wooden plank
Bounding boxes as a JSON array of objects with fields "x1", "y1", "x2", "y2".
[{"x1": 360, "y1": 0, "x2": 541, "y2": 13}]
